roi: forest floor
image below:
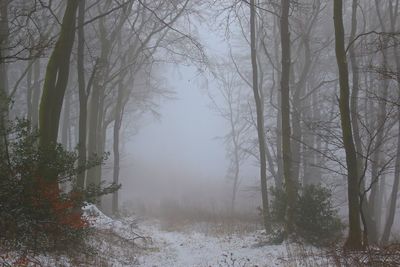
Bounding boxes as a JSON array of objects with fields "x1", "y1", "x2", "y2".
[
  {"x1": 81, "y1": 204, "x2": 331, "y2": 266},
  {"x1": 134, "y1": 220, "x2": 330, "y2": 267},
  {"x1": 0, "y1": 205, "x2": 332, "y2": 266},
  {"x1": 3, "y1": 205, "x2": 400, "y2": 266}
]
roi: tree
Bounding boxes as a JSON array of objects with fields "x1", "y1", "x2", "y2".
[
  {"x1": 0, "y1": 0, "x2": 9, "y2": 152},
  {"x1": 39, "y1": 0, "x2": 79, "y2": 161},
  {"x1": 76, "y1": 0, "x2": 87, "y2": 190},
  {"x1": 333, "y1": 0, "x2": 363, "y2": 249},
  {"x1": 381, "y1": 0, "x2": 400, "y2": 245},
  {"x1": 250, "y1": 0, "x2": 271, "y2": 232},
  {"x1": 280, "y1": 0, "x2": 295, "y2": 234}
]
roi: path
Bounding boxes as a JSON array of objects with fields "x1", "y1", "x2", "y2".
[{"x1": 136, "y1": 222, "x2": 289, "y2": 267}]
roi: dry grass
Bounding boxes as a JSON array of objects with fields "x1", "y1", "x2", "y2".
[
  {"x1": 278, "y1": 243, "x2": 400, "y2": 267},
  {"x1": 152, "y1": 204, "x2": 262, "y2": 236}
]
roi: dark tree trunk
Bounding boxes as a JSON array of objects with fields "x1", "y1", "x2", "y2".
[
  {"x1": 31, "y1": 59, "x2": 41, "y2": 129},
  {"x1": 38, "y1": 0, "x2": 78, "y2": 183},
  {"x1": 27, "y1": 61, "x2": 33, "y2": 123},
  {"x1": 381, "y1": 0, "x2": 400, "y2": 245},
  {"x1": 250, "y1": 0, "x2": 271, "y2": 232},
  {"x1": 77, "y1": 0, "x2": 87, "y2": 189},
  {"x1": 0, "y1": 0, "x2": 9, "y2": 152},
  {"x1": 280, "y1": 0, "x2": 295, "y2": 234},
  {"x1": 39, "y1": 0, "x2": 78, "y2": 152},
  {"x1": 333, "y1": 0, "x2": 363, "y2": 249}
]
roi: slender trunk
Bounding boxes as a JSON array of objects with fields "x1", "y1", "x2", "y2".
[
  {"x1": 349, "y1": 0, "x2": 364, "y2": 175},
  {"x1": 0, "y1": 0, "x2": 9, "y2": 151},
  {"x1": 381, "y1": 0, "x2": 400, "y2": 244},
  {"x1": 274, "y1": 17, "x2": 283, "y2": 189},
  {"x1": 77, "y1": 0, "x2": 87, "y2": 189},
  {"x1": 27, "y1": 61, "x2": 33, "y2": 122},
  {"x1": 231, "y1": 130, "x2": 240, "y2": 214},
  {"x1": 86, "y1": 18, "x2": 110, "y2": 188},
  {"x1": 31, "y1": 59, "x2": 41, "y2": 129},
  {"x1": 368, "y1": 0, "x2": 390, "y2": 243},
  {"x1": 86, "y1": 79, "x2": 101, "y2": 187},
  {"x1": 292, "y1": 34, "x2": 312, "y2": 185},
  {"x1": 112, "y1": 78, "x2": 124, "y2": 215},
  {"x1": 334, "y1": 0, "x2": 362, "y2": 249},
  {"x1": 61, "y1": 89, "x2": 71, "y2": 148},
  {"x1": 250, "y1": 0, "x2": 270, "y2": 232},
  {"x1": 302, "y1": 85, "x2": 314, "y2": 185},
  {"x1": 312, "y1": 87, "x2": 322, "y2": 181},
  {"x1": 280, "y1": 0, "x2": 295, "y2": 233},
  {"x1": 348, "y1": 0, "x2": 377, "y2": 245}
]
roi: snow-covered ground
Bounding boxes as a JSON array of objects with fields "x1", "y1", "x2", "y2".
[
  {"x1": 84, "y1": 204, "x2": 328, "y2": 266},
  {"x1": 3, "y1": 204, "x2": 399, "y2": 266},
  {"x1": 1, "y1": 204, "x2": 331, "y2": 266},
  {"x1": 137, "y1": 222, "x2": 289, "y2": 267}
]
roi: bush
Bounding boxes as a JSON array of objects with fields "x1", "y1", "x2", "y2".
[
  {"x1": 270, "y1": 186, "x2": 287, "y2": 224},
  {"x1": 0, "y1": 120, "x2": 118, "y2": 255},
  {"x1": 270, "y1": 184, "x2": 343, "y2": 246},
  {"x1": 294, "y1": 185, "x2": 343, "y2": 246}
]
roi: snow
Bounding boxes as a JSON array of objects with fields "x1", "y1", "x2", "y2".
[
  {"x1": 82, "y1": 204, "x2": 319, "y2": 266},
  {"x1": 137, "y1": 222, "x2": 300, "y2": 267},
  {"x1": 2, "y1": 204, "x2": 333, "y2": 266}
]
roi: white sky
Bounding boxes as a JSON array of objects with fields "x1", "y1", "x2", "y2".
[{"x1": 118, "y1": 16, "x2": 260, "y2": 209}]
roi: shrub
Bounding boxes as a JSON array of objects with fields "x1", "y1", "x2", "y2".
[
  {"x1": 294, "y1": 185, "x2": 343, "y2": 246},
  {"x1": 0, "y1": 120, "x2": 118, "y2": 255},
  {"x1": 270, "y1": 184, "x2": 343, "y2": 246},
  {"x1": 270, "y1": 186, "x2": 287, "y2": 224}
]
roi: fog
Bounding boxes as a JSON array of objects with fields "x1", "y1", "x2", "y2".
[
  {"x1": 118, "y1": 64, "x2": 261, "y2": 217},
  {"x1": 2, "y1": 0, "x2": 400, "y2": 265}
]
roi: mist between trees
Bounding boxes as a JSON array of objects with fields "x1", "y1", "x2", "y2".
[{"x1": 1, "y1": 0, "x2": 400, "y2": 259}]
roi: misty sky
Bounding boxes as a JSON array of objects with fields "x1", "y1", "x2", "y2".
[
  {"x1": 129, "y1": 65, "x2": 228, "y2": 181},
  {"x1": 118, "y1": 21, "x2": 260, "y2": 206}
]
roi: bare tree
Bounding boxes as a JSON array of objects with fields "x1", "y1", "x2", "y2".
[{"x1": 333, "y1": 0, "x2": 363, "y2": 249}]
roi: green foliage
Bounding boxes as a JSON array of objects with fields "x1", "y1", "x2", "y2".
[
  {"x1": 270, "y1": 184, "x2": 343, "y2": 246},
  {"x1": 0, "y1": 120, "x2": 119, "y2": 254},
  {"x1": 294, "y1": 185, "x2": 343, "y2": 246},
  {"x1": 270, "y1": 186, "x2": 287, "y2": 224}
]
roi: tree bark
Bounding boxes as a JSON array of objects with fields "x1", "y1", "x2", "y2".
[
  {"x1": 112, "y1": 71, "x2": 125, "y2": 215},
  {"x1": 381, "y1": 0, "x2": 400, "y2": 245},
  {"x1": 77, "y1": 0, "x2": 87, "y2": 189},
  {"x1": 250, "y1": 0, "x2": 271, "y2": 232},
  {"x1": 333, "y1": 0, "x2": 363, "y2": 249},
  {"x1": 0, "y1": 0, "x2": 9, "y2": 152},
  {"x1": 61, "y1": 89, "x2": 71, "y2": 148},
  {"x1": 39, "y1": 0, "x2": 78, "y2": 153},
  {"x1": 31, "y1": 59, "x2": 41, "y2": 129},
  {"x1": 280, "y1": 0, "x2": 295, "y2": 234},
  {"x1": 27, "y1": 61, "x2": 33, "y2": 123}
]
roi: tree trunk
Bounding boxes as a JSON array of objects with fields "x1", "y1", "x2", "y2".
[
  {"x1": 27, "y1": 61, "x2": 33, "y2": 123},
  {"x1": 250, "y1": 0, "x2": 271, "y2": 232},
  {"x1": 39, "y1": 0, "x2": 78, "y2": 156},
  {"x1": 349, "y1": 0, "x2": 364, "y2": 183},
  {"x1": 31, "y1": 59, "x2": 41, "y2": 129},
  {"x1": 77, "y1": 0, "x2": 87, "y2": 189},
  {"x1": 86, "y1": 26, "x2": 110, "y2": 188},
  {"x1": 280, "y1": 0, "x2": 295, "y2": 234},
  {"x1": 333, "y1": 0, "x2": 363, "y2": 249},
  {"x1": 0, "y1": 0, "x2": 9, "y2": 152},
  {"x1": 61, "y1": 89, "x2": 71, "y2": 148},
  {"x1": 381, "y1": 0, "x2": 400, "y2": 244},
  {"x1": 86, "y1": 78, "x2": 101, "y2": 187},
  {"x1": 112, "y1": 74, "x2": 125, "y2": 215},
  {"x1": 367, "y1": 0, "x2": 390, "y2": 243}
]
